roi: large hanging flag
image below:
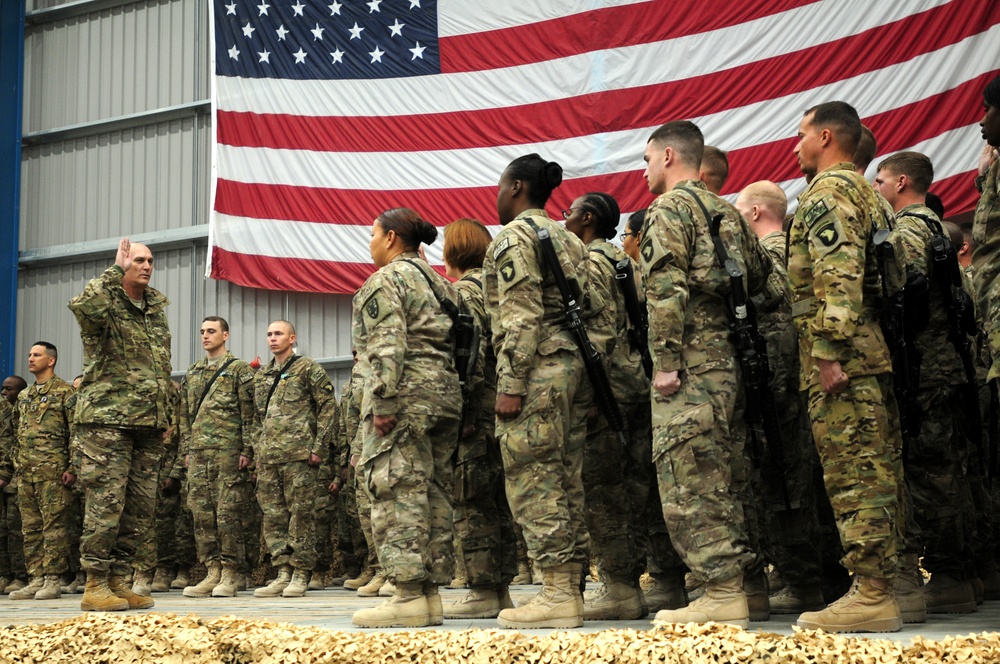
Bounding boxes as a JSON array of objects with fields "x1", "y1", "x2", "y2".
[{"x1": 208, "y1": 0, "x2": 1000, "y2": 294}]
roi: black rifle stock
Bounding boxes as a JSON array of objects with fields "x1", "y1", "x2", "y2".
[{"x1": 614, "y1": 257, "x2": 654, "y2": 379}]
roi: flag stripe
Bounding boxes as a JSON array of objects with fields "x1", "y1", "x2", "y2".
[{"x1": 437, "y1": 0, "x2": 657, "y2": 38}]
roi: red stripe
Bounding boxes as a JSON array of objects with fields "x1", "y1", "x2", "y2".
[
  {"x1": 214, "y1": 81, "x2": 991, "y2": 227},
  {"x1": 928, "y1": 170, "x2": 982, "y2": 222},
  {"x1": 216, "y1": 0, "x2": 1000, "y2": 153},
  {"x1": 437, "y1": 0, "x2": 818, "y2": 74}
]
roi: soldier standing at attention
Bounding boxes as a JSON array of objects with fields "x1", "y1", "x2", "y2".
[
  {"x1": 788, "y1": 101, "x2": 905, "y2": 633},
  {"x1": 972, "y1": 77, "x2": 1000, "y2": 393},
  {"x1": 3, "y1": 343, "x2": 76, "y2": 600},
  {"x1": 639, "y1": 121, "x2": 771, "y2": 629},
  {"x1": 69, "y1": 237, "x2": 172, "y2": 612},
  {"x1": 249, "y1": 320, "x2": 337, "y2": 599},
  {"x1": 482, "y1": 155, "x2": 594, "y2": 629},
  {"x1": 180, "y1": 316, "x2": 255, "y2": 598}
]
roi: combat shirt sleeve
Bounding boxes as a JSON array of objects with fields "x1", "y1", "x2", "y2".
[
  {"x1": 0, "y1": 402, "x2": 12, "y2": 484},
  {"x1": 62, "y1": 389, "x2": 78, "y2": 475},
  {"x1": 359, "y1": 270, "x2": 407, "y2": 416},
  {"x1": 309, "y1": 362, "x2": 338, "y2": 459},
  {"x1": 178, "y1": 376, "x2": 193, "y2": 458},
  {"x1": 491, "y1": 226, "x2": 544, "y2": 396},
  {"x1": 67, "y1": 265, "x2": 126, "y2": 334},
  {"x1": 585, "y1": 248, "x2": 617, "y2": 358},
  {"x1": 237, "y1": 366, "x2": 256, "y2": 459}
]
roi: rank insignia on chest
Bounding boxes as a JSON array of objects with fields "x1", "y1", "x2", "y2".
[
  {"x1": 366, "y1": 297, "x2": 379, "y2": 319},
  {"x1": 500, "y1": 261, "x2": 516, "y2": 283}
]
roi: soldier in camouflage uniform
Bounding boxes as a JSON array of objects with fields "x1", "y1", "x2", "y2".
[
  {"x1": 249, "y1": 320, "x2": 337, "y2": 599},
  {"x1": 563, "y1": 193, "x2": 651, "y2": 621},
  {"x1": 639, "y1": 121, "x2": 771, "y2": 629},
  {"x1": 875, "y1": 152, "x2": 978, "y2": 615},
  {"x1": 481, "y1": 155, "x2": 596, "y2": 629},
  {"x1": 0, "y1": 377, "x2": 28, "y2": 594},
  {"x1": 178, "y1": 316, "x2": 256, "y2": 598},
  {"x1": 350, "y1": 208, "x2": 462, "y2": 628},
  {"x1": 1, "y1": 344, "x2": 76, "y2": 601},
  {"x1": 344, "y1": 358, "x2": 382, "y2": 592},
  {"x1": 68, "y1": 238, "x2": 172, "y2": 612},
  {"x1": 787, "y1": 102, "x2": 905, "y2": 633},
  {"x1": 736, "y1": 181, "x2": 830, "y2": 613},
  {"x1": 439, "y1": 218, "x2": 519, "y2": 620},
  {"x1": 329, "y1": 366, "x2": 365, "y2": 585}
]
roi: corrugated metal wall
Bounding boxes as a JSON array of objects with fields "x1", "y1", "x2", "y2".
[{"x1": 16, "y1": 0, "x2": 355, "y2": 393}]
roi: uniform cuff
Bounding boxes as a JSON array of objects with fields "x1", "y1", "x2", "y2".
[
  {"x1": 654, "y1": 351, "x2": 682, "y2": 374},
  {"x1": 372, "y1": 396, "x2": 398, "y2": 417},
  {"x1": 812, "y1": 337, "x2": 847, "y2": 362},
  {"x1": 497, "y1": 376, "x2": 526, "y2": 396}
]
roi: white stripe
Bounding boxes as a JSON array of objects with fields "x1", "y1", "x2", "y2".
[
  {"x1": 215, "y1": 0, "x2": 949, "y2": 117},
  {"x1": 437, "y1": 0, "x2": 649, "y2": 38},
  {"x1": 216, "y1": 32, "x2": 1000, "y2": 191}
]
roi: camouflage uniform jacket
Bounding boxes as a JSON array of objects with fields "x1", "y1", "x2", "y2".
[
  {"x1": 68, "y1": 265, "x2": 173, "y2": 430},
  {"x1": 180, "y1": 351, "x2": 256, "y2": 458},
  {"x1": 346, "y1": 364, "x2": 366, "y2": 460},
  {"x1": 454, "y1": 269, "x2": 496, "y2": 429},
  {"x1": 639, "y1": 179, "x2": 772, "y2": 375},
  {"x1": 752, "y1": 231, "x2": 800, "y2": 418},
  {"x1": 482, "y1": 210, "x2": 599, "y2": 396},
  {"x1": 337, "y1": 375, "x2": 361, "y2": 467},
  {"x1": 895, "y1": 203, "x2": 964, "y2": 388},
  {"x1": 787, "y1": 163, "x2": 892, "y2": 390},
  {"x1": 0, "y1": 399, "x2": 15, "y2": 484},
  {"x1": 8, "y1": 376, "x2": 77, "y2": 483},
  {"x1": 972, "y1": 158, "x2": 1000, "y2": 379},
  {"x1": 251, "y1": 354, "x2": 338, "y2": 464},
  {"x1": 588, "y1": 241, "x2": 649, "y2": 404},
  {"x1": 352, "y1": 252, "x2": 462, "y2": 420}
]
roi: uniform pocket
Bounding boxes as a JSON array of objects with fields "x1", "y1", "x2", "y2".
[
  {"x1": 361, "y1": 420, "x2": 411, "y2": 502},
  {"x1": 653, "y1": 401, "x2": 723, "y2": 492}
]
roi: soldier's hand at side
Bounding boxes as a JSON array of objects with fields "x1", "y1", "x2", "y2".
[
  {"x1": 461, "y1": 423, "x2": 476, "y2": 439},
  {"x1": 495, "y1": 393, "x2": 522, "y2": 420},
  {"x1": 980, "y1": 143, "x2": 999, "y2": 177},
  {"x1": 373, "y1": 414, "x2": 397, "y2": 436},
  {"x1": 184, "y1": 454, "x2": 189, "y2": 469},
  {"x1": 340, "y1": 467, "x2": 349, "y2": 483},
  {"x1": 350, "y1": 454, "x2": 358, "y2": 468},
  {"x1": 308, "y1": 453, "x2": 322, "y2": 467},
  {"x1": 653, "y1": 370, "x2": 681, "y2": 398},
  {"x1": 417, "y1": 245, "x2": 428, "y2": 262},
  {"x1": 817, "y1": 359, "x2": 849, "y2": 394},
  {"x1": 161, "y1": 477, "x2": 180, "y2": 496},
  {"x1": 116, "y1": 237, "x2": 133, "y2": 272},
  {"x1": 62, "y1": 472, "x2": 76, "y2": 487},
  {"x1": 0, "y1": 479, "x2": 7, "y2": 489},
  {"x1": 239, "y1": 455, "x2": 251, "y2": 470},
  {"x1": 327, "y1": 479, "x2": 341, "y2": 495}
]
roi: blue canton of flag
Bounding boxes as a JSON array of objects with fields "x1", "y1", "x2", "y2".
[{"x1": 215, "y1": 0, "x2": 439, "y2": 79}]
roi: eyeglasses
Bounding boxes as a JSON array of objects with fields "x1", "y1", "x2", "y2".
[
  {"x1": 620, "y1": 231, "x2": 638, "y2": 241},
  {"x1": 561, "y1": 208, "x2": 582, "y2": 220}
]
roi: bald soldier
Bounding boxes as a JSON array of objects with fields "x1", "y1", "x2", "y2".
[{"x1": 69, "y1": 238, "x2": 172, "y2": 612}]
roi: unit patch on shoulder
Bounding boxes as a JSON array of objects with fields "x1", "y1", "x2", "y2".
[
  {"x1": 641, "y1": 239, "x2": 654, "y2": 263},
  {"x1": 500, "y1": 261, "x2": 517, "y2": 283},
  {"x1": 815, "y1": 220, "x2": 839, "y2": 248},
  {"x1": 366, "y1": 297, "x2": 380, "y2": 319},
  {"x1": 803, "y1": 198, "x2": 830, "y2": 228},
  {"x1": 493, "y1": 236, "x2": 513, "y2": 261}
]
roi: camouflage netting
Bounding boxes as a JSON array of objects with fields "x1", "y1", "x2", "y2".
[{"x1": 2, "y1": 615, "x2": 1000, "y2": 663}]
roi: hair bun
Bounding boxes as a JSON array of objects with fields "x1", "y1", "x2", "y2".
[
  {"x1": 543, "y1": 161, "x2": 563, "y2": 188},
  {"x1": 417, "y1": 220, "x2": 438, "y2": 245}
]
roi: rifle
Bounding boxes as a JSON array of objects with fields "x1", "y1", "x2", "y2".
[
  {"x1": 614, "y1": 257, "x2": 654, "y2": 379},
  {"x1": 528, "y1": 221, "x2": 628, "y2": 448}
]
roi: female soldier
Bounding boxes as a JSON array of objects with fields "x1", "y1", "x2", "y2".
[
  {"x1": 563, "y1": 193, "x2": 650, "y2": 620},
  {"x1": 350, "y1": 208, "x2": 463, "y2": 628},
  {"x1": 440, "y1": 218, "x2": 518, "y2": 620},
  {"x1": 482, "y1": 154, "x2": 594, "y2": 629},
  {"x1": 622, "y1": 209, "x2": 646, "y2": 263}
]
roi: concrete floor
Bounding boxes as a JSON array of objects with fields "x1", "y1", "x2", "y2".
[{"x1": 0, "y1": 584, "x2": 997, "y2": 643}]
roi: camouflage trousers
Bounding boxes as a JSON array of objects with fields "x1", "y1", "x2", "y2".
[
  {"x1": 906, "y1": 384, "x2": 975, "y2": 576},
  {"x1": 187, "y1": 449, "x2": 248, "y2": 567},
  {"x1": 354, "y1": 470, "x2": 380, "y2": 573},
  {"x1": 77, "y1": 425, "x2": 161, "y2": 576},
  {"x1": 314, "y1": 468, "x2": 338, "y2": 575},
  {"x1": 806, "y1": 373, "x2": 904, "y2": 579},
  {"x1": 256, "y1": 459, "x2": 320, "y2": 570},
  {"x1": 453, "y1": 407, "x2": 517, "y2": 588},
  {"x1": 134, "y1": 474, "x2": 196, "y2": 573},
  {"x1": 237, "y1": 476, "x2": 263, "y2": 574},
  {"x1": 359, "y1": 412, "x2": 460, "y2": 585},
  {"x1": 497, "y1": 349, "x2": 590, "y2": 570},
  {"x1": 66, "y1": 487, "x2": 84, "y2": 574},
  {"x1": 19, "y1": 478, "x2": 73, "y2": 577},
  {"x1": 337, "y1": 465, "x2": 366, "y2": 573},
  {"x1": 652, "y1": 367, "x2": 753, "y2": 583},
  {"x1": 582, "y1": 400, "x2": 651, "y2": 584},
  {"x1": 0, "y1": 491, "x2": 25, "y2": 579}
]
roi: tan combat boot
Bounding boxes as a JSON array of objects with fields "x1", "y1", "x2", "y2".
[
  {"x1": 151, "y1": 566, "x2": 175, "y2": 592},
  {"x1": 357, "y1": 572, "x2": 387, "y2": 597},
  {"x1": 424, "y1": 581, "x2": 443, "y2": 625},
  {"x1": 282, "y1": 568, "x2": 310, "y2": 597},
  {"x1": 34, "y1": 575, "x2": 62, "y2": 600},
  {"x1": 212, "y1": 564, "x2": 240, "y2": 597},
  {"x1": 531, "y1": 561, "x2": 544, "y2": 585},
  {"x1": 797, "y1": 576, "x2": 902, "y2": 633},
  {"x1": 379, "y1": 579, "x2": 397, "y2": 597},
  {"x1": 654, "y1": 573, "x2": 749, "y2": 629},
  {"x1": 183, "y1": 562, "x2": 221, "y2": 598},
  {"x1": 511, "y1": 561, "x2": 532, "y2": 585},
  {"x1": 922, "y1": 572, "x2": 977, "y2": 614},
  {"x1": 744, "y1": 570, "x2": 770, "y2": 622},
  {"x1": 583, "y1": 577, "x2": 646, "y2": 620},
  {"x1": 497, "y1": 585, "x2": 515, "y2": 611},
  {"x1": 9, "y1": 576, "x2": 44, "y2": 600},
  {"x1": 169, "y1": 566, "x2": 191, "y2": 590},
  {"x1": 643, "y1": 570, "x2": 689, "y2": 612},
  {"x1": 497, "y1": 563, "x2": 583, "y2": 629},
  {"x1": 343, "y1": 567, "x2": 374, "y2": 590},
  {"x1": 68, "y1": 571, "x2": 86, "y2": 594},
  {"x1": 894, "y1": 553, "x2": 926, "y2": 623},
  {"x1": 81, "y1": 573, "x2": 129, "y2": 612},
  {"x1": 308, "y1": 574, "x2": 325, "y2": 591},
  {"x1": 254, "y1": 564, "x2": 293, "y2": 598},
  {"x1": 352, "y1": 582, "x2": 431, "y2": 627},
  {"x1": 768, "y1": 584, "x2": 825, "y2": 614},
  {"x1": 443, "y1": 587, "x2": 502, "y2": 619},
  {"x1": 109, "y1": 574, "x2": 155, "y2": 609},
  {"x1": 131, "y1": 570, "x2": 154, "y2": 597}
]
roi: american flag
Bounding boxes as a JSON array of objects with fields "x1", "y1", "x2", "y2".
[{"x1": 208, "y1": 0, "x2": 1000, "y2": 294}]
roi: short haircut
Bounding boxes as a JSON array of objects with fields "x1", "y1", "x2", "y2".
[
  {"x1": 877, "y1": 151, "x2": 934, "y2": 196},
  {"x1": 648, "y1": 121, "x2": 705, "y2": 169},
  {"x1": 4, "y1": 376, "x2": 27, "y2": 390},
  {"x1": 853, "y1": 125, "x2": 878, "y2": 172},
  {"x1": 925, "y1": 192, "x2": 945, "y2": 219},
  {"x1": 31, "y1": 340, "x2": 58, "y2": 360},
  {"x1": 739, "y1": 180, "x2": 788, "y2": 220},
  {"x1": 443, "y1": 218, "x2": 492, "y2": 272},
  {"x1": 270, "y1": 319, "x2": 296, "y2": 336},
  {"x1": 942, "y1": 220, "x2": 964, "y2": 249},
  {"x1": 202, "y1": 316, "x2": 230, "y2": 333},
  {"x1": 985, "y1": 74, "x2": 1000, "y2": 108},
  {"x1": 626, "y1": 209, "x2": 646, "y2": 234},
  {"x1": 700, "y1": 146, "x2": 729, "y2": 191},
  {"x1": 804, "y1": 101, "x2": 862, "y2": 155}
]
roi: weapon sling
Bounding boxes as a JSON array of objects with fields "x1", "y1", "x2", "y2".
[
  {"x1": 594, "y1": 248, "x2": 654, "y2": 379},
  {"x1": 264, "y1": 355, "x2": 302, "y2": 415},
  {"x1": 192, "y1": 357, "x2": 237, "y2": 420}
]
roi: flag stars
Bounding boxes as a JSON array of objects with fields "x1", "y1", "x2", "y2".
[
  {"x1": 256, "y1": 1, "x2": 269, "y2": 15},
  {"x1": 408, "y1": 0, "x2": 420, "y2": 7},
  {"x1": 276, "y1": 24, "x2": 289, "y2": 40},
  {"x1": 367, "y1": 0, "x2": 381, "y2": 12},
  {"x1": 291, "y1": 1, "x2": 305, "y2": 16},
  {"x1": 258, "y1": 50, "x2": 271, "y2": 63},
  {"x1": 388, "y1": 19, "x2": 404, "y2": 37},
  {"x1": 293, "y1": 48, "x2": 308, "y2": 63},
  {"x1": 330, "y1": 47, "x2": 344, "y2": 64},
  {"x1": 242, "y1": 22, "x2": 255, "y2": 38},
  {"x1": 311, "y1": 23, "x2": 325, "y2": 40},
  {"x1": 369, "y1": 45, "x2": 385, "y2": 63},
  {"x1": 328, "y1": 0, "x2": 341, "y2": 15},
  {"x1": 228, "y1": 44, "x2": 240, "y2": 59},
  {"x1": 348, "y1": 22, "x2": 364, "y2": 39},
  {"x1": 225, "y1": 2, "x2": 236, "y2": 14},
  {"x1": 409, "y1": 41, "x2": 425, "y2": 60}
]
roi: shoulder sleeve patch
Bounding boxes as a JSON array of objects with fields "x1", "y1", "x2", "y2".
[
  {"x1": 492, "y1": 236, "x2": 513, "y2": 261},
  {"x1": 362, "y1": 285, "x2": 392, "y2": 328},
  {"x1": 810, "y1": 215, "x2": 846, "y2": 256},
  {"x1": 803, "y1": 198, "x2": 830, "y2": 228}
]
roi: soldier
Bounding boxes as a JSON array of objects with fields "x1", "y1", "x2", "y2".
[
  {"x1": 4, "y1": 343, "x2": 77, "y2": 601},
  {"x1": 698, "y1": 146, "x2": 729, "y2": 195},
  {"x1": 563, "y1": 193, "x2": 650, "y2": 620},
  {"x1": 787, "y1": 101, "x2": 905, "y2": 633},
  {"x1": 68, "y1": 237, "x2": 171, "y2": 612},
  {"x1": 482, "y1": 155, "x2": 594, "y2": 629},
  {"x1": 874, "y1": 151, "x2": 978, "y2": 615},
  {"x1": 639, "y1": 121, "x2": 771, "y2": 628},
  {"x1": 248, "y1": 320, "x2": 337, "y2": 599},
  {"x1": 0, "y1": 376, "x2": 28, "y2": 594},
  {"x1": 972, "y1": 76, "x2": 1000, "y2": 388},
  {"x1": 328, "y1": 353, "x2": 366, "y2": 587},
  {"x1": 179, "y1": 316, "x2": 255, "y2": 598},
  {"x1": 350, "y1": 208, "x2": 463, "y2": 628}
]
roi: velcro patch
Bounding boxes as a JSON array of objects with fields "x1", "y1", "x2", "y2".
[
  {"x1": 362, "y1": 287, "x2": 391, "y2": 327},
  {"x1": 803, "y1": 198, "x2": 830, "y2": 228},
  {"x1": 492, "y1": 236, "x2": 513, "y2": 261}
]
